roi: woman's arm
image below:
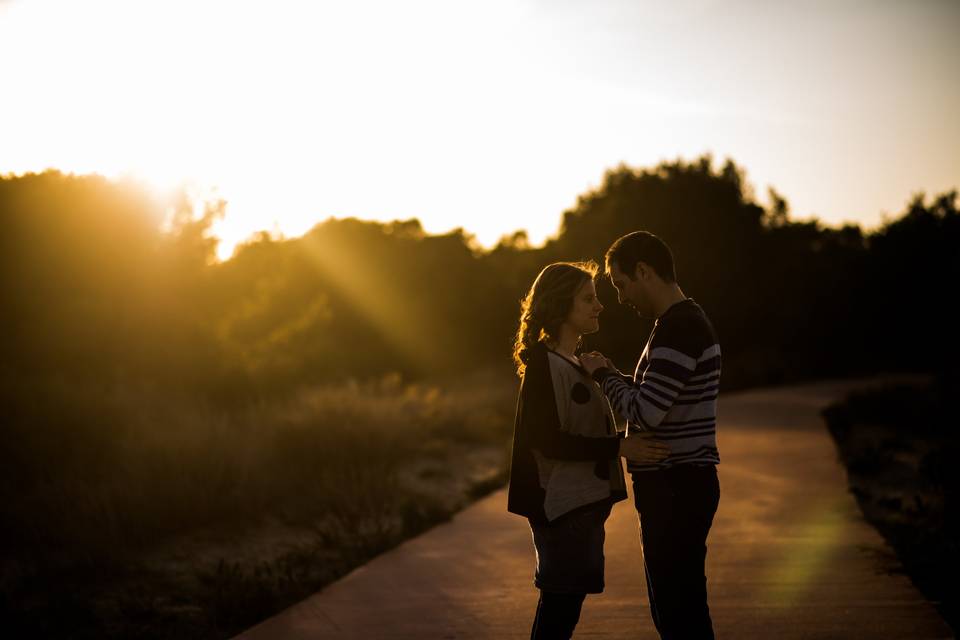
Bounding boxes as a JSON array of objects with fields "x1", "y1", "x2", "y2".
[{"x1": 519, "y1": 348, "x2": 622, "y2": 462}]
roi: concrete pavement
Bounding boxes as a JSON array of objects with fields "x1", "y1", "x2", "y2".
[{"x1": 233, "y1": 377, "x2": 953, "y2": 639}]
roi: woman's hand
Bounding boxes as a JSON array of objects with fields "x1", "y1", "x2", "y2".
[
  {"x1": 619, "y1": 432, "x2": 670, "y2": 463},
  {"x1": 580, "y1": 351, "x2": 616, "y2": 375}
]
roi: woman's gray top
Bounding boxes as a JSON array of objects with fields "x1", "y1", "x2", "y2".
[{"x1": 532, "y1": 349, "x2": 627, "y2": 521}]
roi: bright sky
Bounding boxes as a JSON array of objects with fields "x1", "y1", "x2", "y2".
[{"x1": 1, "y1": 0, "x2": 958, "y2": 260}]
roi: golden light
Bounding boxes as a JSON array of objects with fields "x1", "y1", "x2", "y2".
[{"x1": 2, "y1": 0, "x2": 957, "y2": 260}]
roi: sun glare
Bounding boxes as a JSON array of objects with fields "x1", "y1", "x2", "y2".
[
  {"x1": 2, "y1": 0, "x2": 958, "y2": 260},
  {"x1": 1, "y1": 0, "x2": 576, "y2": 259}
]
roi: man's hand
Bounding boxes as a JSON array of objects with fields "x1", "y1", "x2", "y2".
[
  {"x1": 579, "y1": 351, "x2": 614, "y2": 375},
  {"x1": 619, "y1": 432, "x2": 670, "y2": 463}
]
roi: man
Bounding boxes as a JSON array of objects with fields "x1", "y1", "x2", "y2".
[{"x1": 580, "y1": 231, "x2": 721, "y2": 640}]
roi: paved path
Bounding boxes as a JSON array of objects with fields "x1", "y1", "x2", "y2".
[{"x1": 234, "y1": 377, "x2": 953, "y2": 639}]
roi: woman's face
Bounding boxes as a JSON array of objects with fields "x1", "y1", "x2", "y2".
[{"x1": 563, "y1": 278, "x2": 604, "y2": 336}]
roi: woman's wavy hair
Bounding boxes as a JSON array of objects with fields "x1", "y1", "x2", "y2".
[{"x1": 512, "y1": 260, "x2": 599, "y2": 376}]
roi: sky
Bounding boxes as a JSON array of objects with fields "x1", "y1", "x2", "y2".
[{"x1": 1, "y1": 0, "x2": 958, "y2": 260}]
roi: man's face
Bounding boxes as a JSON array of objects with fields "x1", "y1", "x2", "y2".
[{"x1": 608, "y1": 262, "x2": 655, "y2": 319}]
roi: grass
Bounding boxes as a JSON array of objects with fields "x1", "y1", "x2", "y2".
[
  {"x1": 822, "y1": 376, "x2": 959, "y2": 633},
  {"x1": 0, "y1": 368, "x2": 517, "y2": 638}
]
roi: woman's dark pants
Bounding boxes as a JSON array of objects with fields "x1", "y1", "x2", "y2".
[{"x1": 528, "y1": 501, "x2": 611, "y2": 639}]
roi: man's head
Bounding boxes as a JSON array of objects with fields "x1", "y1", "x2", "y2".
[{"x1": 604, "y1": 231, "x2": 677, "y2": 319}]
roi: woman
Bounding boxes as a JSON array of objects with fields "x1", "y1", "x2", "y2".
[{"x1": 507, "y1": 260, "x2": 669, "y2": 639}]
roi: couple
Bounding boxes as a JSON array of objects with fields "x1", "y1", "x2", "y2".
[{"x1": 507, "y1": 231, "x2": 722, "y2": 639}]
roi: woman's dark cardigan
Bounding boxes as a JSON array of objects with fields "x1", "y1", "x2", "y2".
[{"x1": 506, "y1": 342, "x2": 626, "y2": 525}]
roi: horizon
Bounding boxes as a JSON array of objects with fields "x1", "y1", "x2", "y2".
[
  {"x1": 9, "y1": 155, "x2": 953, "y2": 265},
  {"x1": 2, "y1": 0, "x2": 957, "y2": 260}
]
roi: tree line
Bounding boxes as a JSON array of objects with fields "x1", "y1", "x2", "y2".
[{"x1": 1, "y1": 155, "x2": 956, "y2": 411}]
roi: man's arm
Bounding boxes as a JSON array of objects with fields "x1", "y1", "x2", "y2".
[
  {"x1": 581, "y1": 318, "x2": 710, "y2": 431},
  {"x1": 580, "y1": 351, "x2": 632, "y2": 386}
]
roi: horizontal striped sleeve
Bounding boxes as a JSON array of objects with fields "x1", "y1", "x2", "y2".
[{"x1": 595, "y1": 313, "x2": 707, "y2": 431}]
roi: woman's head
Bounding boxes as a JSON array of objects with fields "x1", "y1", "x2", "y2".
[{"x1": 512, "y1": 260, "x2": 602, "y2": 375}]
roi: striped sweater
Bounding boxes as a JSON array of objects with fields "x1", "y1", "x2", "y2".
[{"x1": 592, "y1": 298, "x2": 721, "y2": 472}]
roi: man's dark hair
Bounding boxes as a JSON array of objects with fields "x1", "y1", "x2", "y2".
[{"x1": 604, "y1": 231, "x2": 677, "y2": 283}]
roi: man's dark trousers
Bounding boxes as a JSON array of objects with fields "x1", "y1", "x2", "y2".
[{"x1": 633, "y1": 464, "x2": 720, "y2": 639}]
